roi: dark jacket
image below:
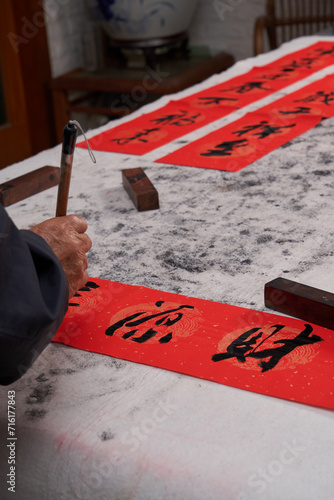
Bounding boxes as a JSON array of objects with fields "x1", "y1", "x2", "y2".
[{"x1": 0, "y1": 205, "x2": 69, "y2": 385}]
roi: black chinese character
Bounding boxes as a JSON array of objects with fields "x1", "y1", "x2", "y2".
[
  {"x1": 220, "y1": 81, "x2": 271, "y2": 94},
  {"x1": 212, "y1": 324, "x2": 323, "y2": 372},
  {"x1": 232, "y1": 120, "x2": 295, "y2": 139},
  {"x1": 69, "y1": 281, "x2": 100, "y2": 307},
  {"x1": 279, "y1": 106, "x2": 311, "y2": 115},
  {"x1": 201, "y1": 139, "x2": 248, "y2": 157},
  {"x1": 259, "y1": 72, "x2": 288, "y2": 81},
  {"x1": 111, "y1": 128, "x2": 160, "y2": 145},
  {"x1": 198, "y1": 96, "x2": 238, "y2": 105},
  {"x1": 280, "y1": 57, "x2": 317, "y2": 73},
  {"x1": 315, "y1": 46, "x2": 334, "y2": 57},
  {"x1": 105, "y1": 301, "x2": 194, "y2": 344},
  {"x1": 151, "y1": 110, "x2": 201, "y2": 126},
  {"x1": 295, "y1": 91, "x2": 334, "y2": 106}
]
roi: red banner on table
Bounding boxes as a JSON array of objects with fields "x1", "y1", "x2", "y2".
[
  {"x1": 275, "y1": 72, "x2": 334, "y2": 118},
  {"x1": 79, "y1": 101, "x2": 234, "y2": 156},
  {"x1": 78, "y1": 42, "x2": 334, "y2": 156},
  {"x1": 157, "y1": 112, "x2": 321, "y2": 172},
  {"x1": 54, "y1": 278, "x2": 334, "y2": 409},
  {"x1": 157, "y1": 73, "x2": 334, "y2": 171}
]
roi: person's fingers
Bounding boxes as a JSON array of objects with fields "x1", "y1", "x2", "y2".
[
  {"x1": 29, "y1": 215, "x2": 92, "y2": 299},
  {"x1": 82, "y1": 270, "x2": 89, "y2": 284},
  {"x1": 80, "y1": 232, "x2": 92, "y2": 252},
  {"x1": 81, "y1": 253, "x2": 88, "y2": 271},
  {"x1": 67, "y1": 214, "x2": 88, "y2": 234},
  {"x1": 74, "y1": 270, "x2": 90, "y2": 296},
  {"x1": 68, "y1": 267, "x2": 90, "y2": 298}
]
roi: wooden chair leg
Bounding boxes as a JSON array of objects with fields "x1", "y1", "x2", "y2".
[{"x1": 254, "y1": 16, "x2": 267, "y2": 55}]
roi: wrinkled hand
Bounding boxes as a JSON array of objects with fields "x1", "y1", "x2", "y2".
[{"x1": 29, "y1": 215, "x2": 92, "y2": 298}]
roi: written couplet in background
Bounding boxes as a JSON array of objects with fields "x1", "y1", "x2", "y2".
[
  {"x1": 157, "y1": 74, "x2": 334, "y2": 171},
  {"x1": 78, "y1": 41, "x2": 334, "y2": 167}
]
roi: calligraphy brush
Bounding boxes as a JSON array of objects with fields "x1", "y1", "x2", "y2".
[
  {"x1": 55, "y1": 120, "x2": 96, "y2": 217},
  {"x1": 55, "y1": 121, "x2": 78, "y2": 217}
]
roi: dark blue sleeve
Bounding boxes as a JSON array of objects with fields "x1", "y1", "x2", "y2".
[{"x1": 0, "y1": 205, "x2": 69, "y2": 385}]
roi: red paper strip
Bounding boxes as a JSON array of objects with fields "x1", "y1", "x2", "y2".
[
  {"x1": 179, "y1": 65, "x2": 309, "y2": 112},
  {"x1": 173, "y1": 41, "x2": 334, "y2": 113},
  {"x1": 157, "y1": 72, "x2": 334, "y2": 171},
  {"x1": 77, "y1": 41, "x2": 334, "y2": 156},
  {"x1": 273, "y1": 73, "x2": 334, "y2": 119},
  {"x1": 157, "y1": 111, "x2": 321, "y2": 172},
  {"x1": 54, "y1": 279, "x2": 334, "y2": 409},
  {"x1": 78, "y1": 101, "x2": 233, "y2": 155}
]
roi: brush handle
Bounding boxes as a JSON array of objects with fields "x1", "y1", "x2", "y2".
[
  {"x1": 55, "y1": 122, "x2": 77, "y2": 217},
  {"x1": 56, "y1": 153, "x2": 73, "y2": 217}
]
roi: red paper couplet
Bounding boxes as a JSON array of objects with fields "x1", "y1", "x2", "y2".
[
  {"x1": 54, "y1": 278, "x2": 334, "y2": 409},
  {"x1": 174, "y1": 41, "x2": 334, "y2": 115},
  {"x1": 275, "y1": 73, "x2": 334, "y2": 119},
  {"x1": 157, "y1": 72, "x2": 334, "y2": 171},
  {"x1": 157, "y1": 111, "x2": 321, "y2": 172},
  {"x1": 77, "y1": 42, "x2": 334, "y2": 156},
  {"x1": 78, "y1": 101, "x2": 232, "y2": 156}
]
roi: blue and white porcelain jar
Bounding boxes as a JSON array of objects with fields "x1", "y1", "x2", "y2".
[{"x1": 87, "y1": 0, "x2": 200, "y2": 41}]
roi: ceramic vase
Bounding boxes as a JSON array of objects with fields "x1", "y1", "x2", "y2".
[{"x1": 87, "y1": 0, "x2": 200, "y2": 41}]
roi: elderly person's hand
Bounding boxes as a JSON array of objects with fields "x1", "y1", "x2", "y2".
[{"x1": 29, "y1": 215, "x2": 92, "y2": 298}]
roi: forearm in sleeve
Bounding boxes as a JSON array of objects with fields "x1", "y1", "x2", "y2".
[{"x1": 0, "y1": 206, "x2": 69, "y2": 385}]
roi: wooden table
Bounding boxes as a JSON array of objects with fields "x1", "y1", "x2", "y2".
[{"x1": 2, "y1": 36, "x2": 334, "y2": 500}]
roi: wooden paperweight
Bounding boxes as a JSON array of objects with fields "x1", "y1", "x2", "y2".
[
  {"x1": 265, "y1": 277, "x2": 334, "y2": 331},
  {"x1": 122, "y1": 168, "x2": 159, "y2": 212},
  {"x1": 0, "y1": 166, "x2": 60, "y2": 207}
]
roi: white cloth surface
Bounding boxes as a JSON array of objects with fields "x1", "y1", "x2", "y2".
[{"x1": 1, "y1": 36, "x2": 334, "y2": 500}]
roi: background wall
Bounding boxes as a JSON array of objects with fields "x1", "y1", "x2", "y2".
[
  {"x1": 44, "y1": 0, "x2": 89, "y2": 77},
  {"x1": 44, "y1": 0, "x2": 266, "y2": 78},
  {"x1": 190, "y1": 0, "x2": 266, "y2": 60}
]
